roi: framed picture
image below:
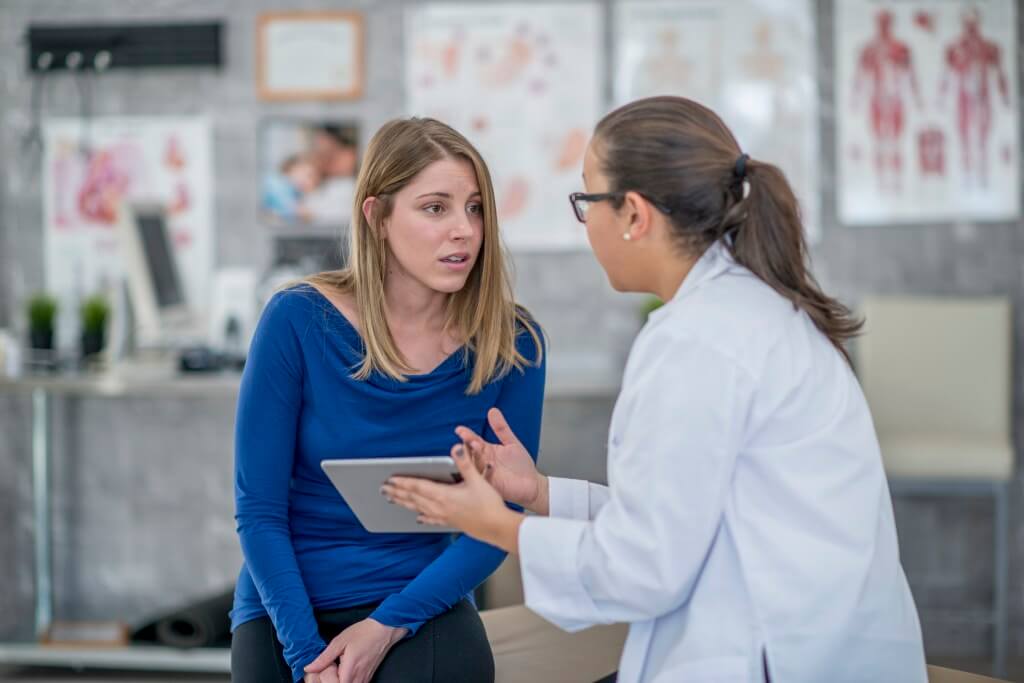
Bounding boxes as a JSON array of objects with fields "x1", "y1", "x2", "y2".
[
  {"x1": 261, "y1": 119, "x2": 359, "y2": 232},
  {"x1": 257, "y1": 12, "x2": 364, "y2": 101},
  {"x1": 405, "y1": 3, "x2": 603, "y2": 250},
  {"x1": 835, "y1": 0, "x2": 1019, "y2": 224},
  {"x1": 614, "y1": 0, "x2": 821, "y2": 242}
]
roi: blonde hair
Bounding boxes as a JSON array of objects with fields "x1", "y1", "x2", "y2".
[{"x1": 307, "y1": 117, "x2": 542, "y2": 394}]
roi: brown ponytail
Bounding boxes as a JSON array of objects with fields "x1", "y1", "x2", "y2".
[{"x1": 593, "y1": 96, "x2": 862, "y2": 362}]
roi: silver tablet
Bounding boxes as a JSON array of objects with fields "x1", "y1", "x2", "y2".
[{"x1": 320, "y1": 456, "x2": 462, "y2": 534}]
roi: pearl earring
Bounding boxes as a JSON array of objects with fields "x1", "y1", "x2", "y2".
[{"x1": 622, "y1": 232, "x2": 632, "y2": 241}]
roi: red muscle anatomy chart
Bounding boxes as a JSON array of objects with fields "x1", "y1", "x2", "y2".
[
  {"x1": 837, "y1": 0, "x2": 1018, "y2": 224},
  {"x1": 850, "y1": 9, "x2": 923, "y2": 193},
  {"x1": 939, "y1": 7, "x2": 1011, "y2": 187}
]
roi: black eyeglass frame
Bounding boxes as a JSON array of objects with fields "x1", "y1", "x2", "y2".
[{"x1": 568, "y1": 191, "x2": 673, "y2": 223}]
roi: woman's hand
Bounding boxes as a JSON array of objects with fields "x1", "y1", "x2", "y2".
[
  {"x1": 455, "y1": 408, "x2": 549, "y2": 515},
  {"x1": 383, "y1": 439, "x2": 525, "y2": 552},
  {"x1": 303, "y1": 618, "x2": 407, "y2": 683},
  {"x1": 303, "y1": 664, "x2": 339, "y2": 683}
]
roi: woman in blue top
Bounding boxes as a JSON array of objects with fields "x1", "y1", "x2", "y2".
[{"x1": 230, "y1": 117, "x2": 546, "y2": 683}]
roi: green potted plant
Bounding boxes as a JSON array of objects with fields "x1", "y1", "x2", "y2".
[
  {"x1": 640, "y1": 295, "x2": 664, "y2": 320},
  {"x1": 80, "y1": 295, "x2": 110, "y2": 357},
  {"x1": 27, "y1": 293, "x2": 58, "y2": 351}
]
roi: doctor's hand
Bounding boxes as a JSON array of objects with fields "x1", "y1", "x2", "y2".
[
  {"x1": 454, "y1": 407, "x2": 549, "y2": 515},
  {"x1": 304, "y1": 618, "x2": 407, "y2": 683},
  {"x1": 383, "y1": 442, "x2": 525, "y2": 553}
]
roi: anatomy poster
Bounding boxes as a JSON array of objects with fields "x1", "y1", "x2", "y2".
[
  {"x1": 837, "y1": 0, "x2": 1018, "y2": 224},
  {"x1": 43, "y1": 118, "x2": 213, "y2": 347},
  {"x1": 406, "y1": 4, "x2": 602, "y2": 250},
  {"x1": 614, "y1": 0, "x2": 821, "y2": 242}
]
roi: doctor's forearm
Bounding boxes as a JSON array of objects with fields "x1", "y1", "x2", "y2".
[
  {"x1": 480, "y1": 508, "x2": 525, "y2": 554},
  {"x1": 526, "y1": 473, "x2": 551, "y2": 516}
]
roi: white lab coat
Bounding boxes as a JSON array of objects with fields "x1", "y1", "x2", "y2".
[{"x1": 519, "y1": 242, "x2": 926, "y2": 683}]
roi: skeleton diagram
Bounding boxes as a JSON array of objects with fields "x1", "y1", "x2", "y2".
[
  {"x1": 851, "y1": 10, "x2": 922, "y2": 193},
  {"x1": 634, "y1": 29, "x2": 700, "y2": 99}
]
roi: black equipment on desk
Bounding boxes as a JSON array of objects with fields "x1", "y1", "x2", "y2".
[{"x1": 177, "y1": 346, "x2": 244, "y2": 373}]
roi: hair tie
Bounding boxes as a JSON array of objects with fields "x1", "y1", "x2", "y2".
[{"x1": 733, "y1": 153, "x2": 750, "y2": 180}]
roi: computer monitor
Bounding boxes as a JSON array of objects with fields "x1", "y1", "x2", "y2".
[{"x1": 114, "y1": 201, "x2": 192, "y2": 348}]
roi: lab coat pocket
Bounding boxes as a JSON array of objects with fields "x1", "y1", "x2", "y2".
[{"x1": 652, "y1": 654, "x2": 749, "y2": 683}]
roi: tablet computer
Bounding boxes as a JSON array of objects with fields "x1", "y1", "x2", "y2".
[{"x1": 320, "y1": 456, "x2": 462, "y2": 534}]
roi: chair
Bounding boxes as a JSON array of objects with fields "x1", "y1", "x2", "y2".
[
  {"x1": 482, "y1": 605, "x2": 627, "y2": 683},
  {"x1": 479, "y1": 555, "x2": 524, "y2": 610},
  {"x1": 927, "y1": 665, "x2": 1013, "y2": 683},
  {"x1": 857, "y1": 296, "x2": 1014, "y2": 678}
]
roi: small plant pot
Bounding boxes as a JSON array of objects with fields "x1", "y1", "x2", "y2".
[
  {"x1": 81, "y1": 330, "x2": 105, "y2": 357},
  {"x1": 30, "y1": 328, "x2": 53, "y2": 351}
]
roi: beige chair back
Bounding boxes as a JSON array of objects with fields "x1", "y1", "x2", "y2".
[{"x1": 858, "y1": 296, "x2": 1011, "y2": 440}]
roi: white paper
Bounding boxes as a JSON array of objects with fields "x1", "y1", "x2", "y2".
[
  {"x1": 836, "y1": 0, "x2": 1019, "y2": 224},
  {"x1": 43, "y1": 117, "x2": 214, "y2": 349},
  {"x1": 614, "y1": 0, "x2": 821, "y2": 242},
  {"x1": 406, "y1": 3, "x2": 603, "y2": 250},
  {"x1": 265, "y1": 19, "x2": 359, "y2": 94},
  {"x1": 208, "y1": 268, "x2": 258, "y2": 354}
]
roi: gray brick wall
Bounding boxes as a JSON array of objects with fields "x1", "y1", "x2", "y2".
[{"x1": 0, "y1": 0, "x2": 1022, "y2": 660}]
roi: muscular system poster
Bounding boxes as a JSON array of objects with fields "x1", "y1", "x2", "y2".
[{"x1": 836, "y1": 0, "x2": 1018, "y2": 224}]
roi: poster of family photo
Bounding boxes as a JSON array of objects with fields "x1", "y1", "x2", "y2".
[{"x1": 260, "y1": 119, "x2": 359, "y2": 232}]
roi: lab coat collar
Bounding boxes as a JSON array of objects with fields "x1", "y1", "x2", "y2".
[{"x1": 650, "y1": 240, "x2": 736, "y2": 322}]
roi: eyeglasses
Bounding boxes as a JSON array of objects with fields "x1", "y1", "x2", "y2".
[{"x1": 568, "y1": 191, "x2": 673, "y2": 223}]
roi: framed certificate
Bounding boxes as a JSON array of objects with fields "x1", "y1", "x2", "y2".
[{"x1": 257, "y1": 12, "x2": 364, "y2": 101}]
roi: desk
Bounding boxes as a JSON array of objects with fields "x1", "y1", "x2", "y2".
[
  {"x1": 0, "y1": 643, "x2": 230, "y2": 673},
  {"x1": 0, "y1": 365, "x2": 240, "y2": 673}
]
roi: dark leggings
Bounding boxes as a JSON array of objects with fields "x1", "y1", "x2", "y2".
[{"x1": 231, "y1": 599, "x2": 494, "y2": 683}]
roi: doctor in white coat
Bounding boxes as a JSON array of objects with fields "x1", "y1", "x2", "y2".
[{"x1": 383, "y1": 96, "x2": 927, "y2": 683}]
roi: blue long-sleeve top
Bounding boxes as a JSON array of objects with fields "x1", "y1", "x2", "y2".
[{"x1": 231, "y1": 285, "x2": 545, "y2": 682}]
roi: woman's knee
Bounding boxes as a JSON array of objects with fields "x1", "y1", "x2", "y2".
[
  {"x1": 375, "y1": 600, "x2": 494, "y2": 683},
  {"x1": 231, "y1": 617, "x2": 292, "y2": 683},
  {"x1": 431, "y1": 600, "x2": 495, "y2": 683}
]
